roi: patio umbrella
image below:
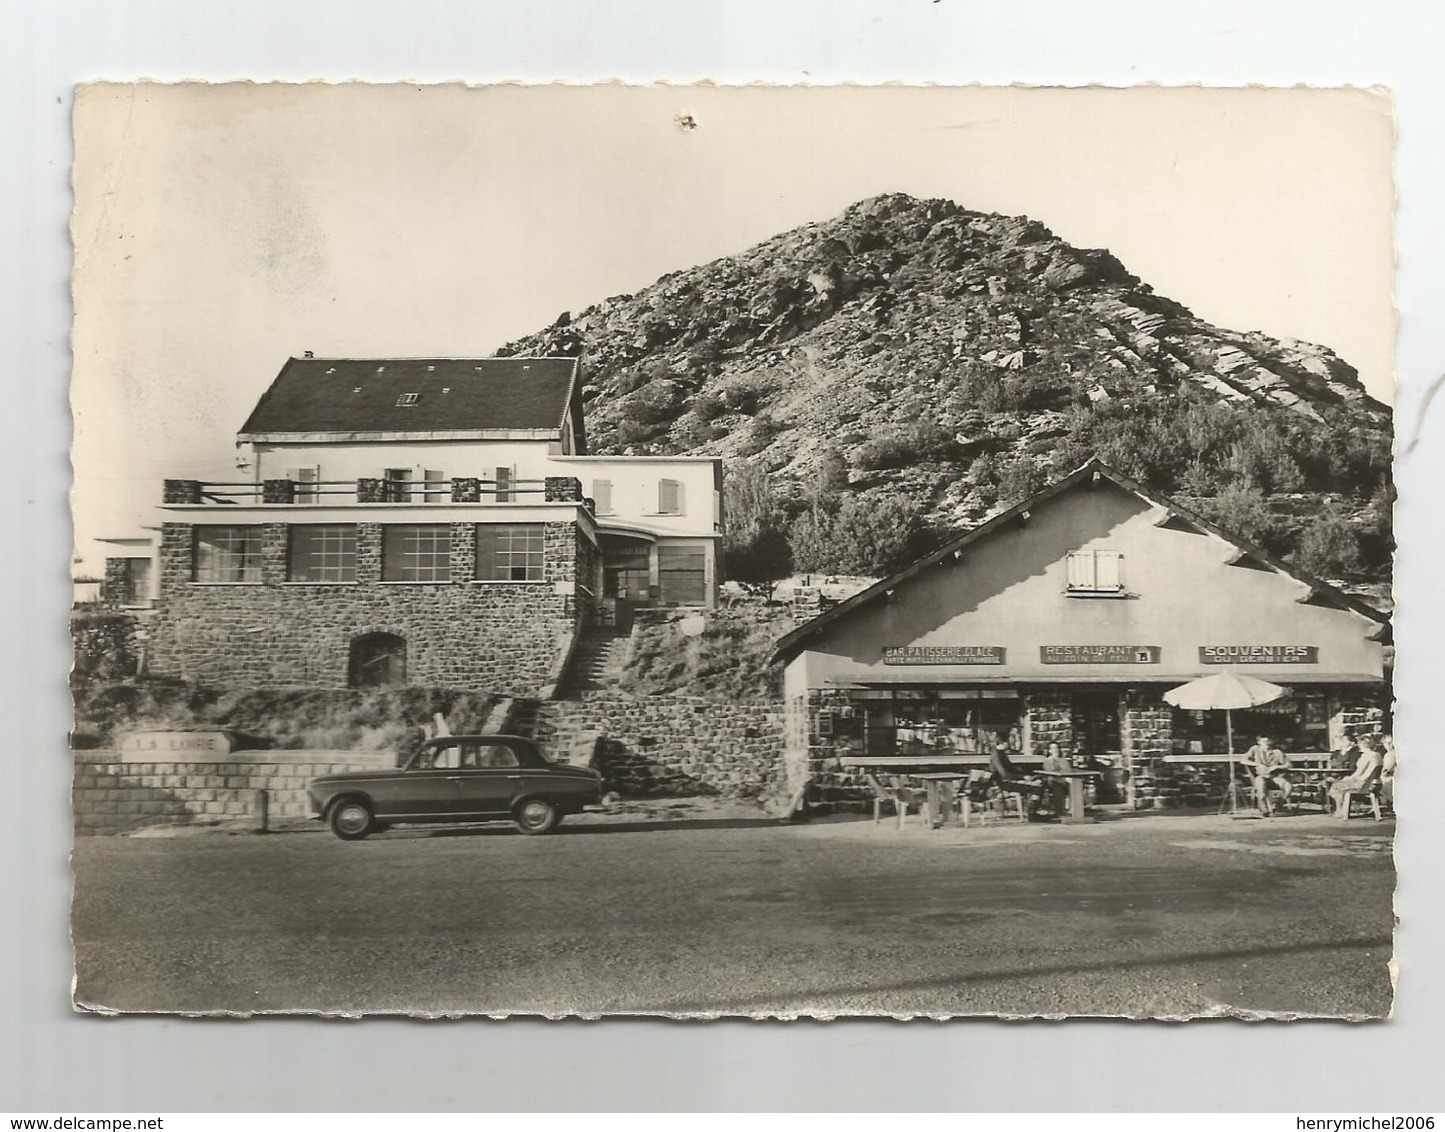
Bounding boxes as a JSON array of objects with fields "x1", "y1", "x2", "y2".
[{"x1": 1163, "y1": 672, "x2": 1286, "y2": 812}]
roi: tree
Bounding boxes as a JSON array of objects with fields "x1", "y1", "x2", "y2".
[
  {"x1": 787, "y1": 493, "x2": 935, "y2": 577},
  {"x1": 722, "y1": 462, "x2": 793, "y2": 598}
]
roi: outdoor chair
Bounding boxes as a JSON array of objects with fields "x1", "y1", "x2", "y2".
[
  {"x1": 957, "y1": 782, "x2": 1026, "y2": 826},
  {"x1": 1338, "y1": 785, "x2": 1384, "y2": 822},
  {"x1": 866, "y1": 774, "x2": 931, "y2": 830}
]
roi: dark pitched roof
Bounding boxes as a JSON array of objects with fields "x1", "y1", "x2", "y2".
[
  {"x1": 770, "y1": 457, "x2": 1390, "y2": 666},
  {"x1": 238, "y1": 357, "x2": 581, "y2": 438}
]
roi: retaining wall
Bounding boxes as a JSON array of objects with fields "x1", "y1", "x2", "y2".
[
  {"x1": 536, "y1": 696, "x2": 788, "y2": 804},
  {"x1": 72, "y1": 749, "x2": 396, "y2": 835}
]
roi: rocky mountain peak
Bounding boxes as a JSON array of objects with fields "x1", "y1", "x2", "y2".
[{"x1": 498, "y1": 193, "x2": 1391, "y2": 584}]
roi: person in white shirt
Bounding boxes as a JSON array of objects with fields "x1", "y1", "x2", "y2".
[{"x1": 1243, "y1": 735, "x2": 1292, "y2": 815}]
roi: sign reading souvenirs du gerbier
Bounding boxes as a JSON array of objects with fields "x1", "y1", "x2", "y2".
[
  {"x1": 1199, "y1": 645, "x2": 1319, "y2": 664},
  {"x1": 883, "y1": 645, "x2": 1006, "y2": 665},
  {"x1": 1040, "y1": 645, "x2": 1161, "y2": 664}
]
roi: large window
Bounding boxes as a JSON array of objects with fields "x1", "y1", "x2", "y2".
[
  {"x1": 839, "y1": 690, "x2": 1023, "y2": 759},
  {"x1": 1172, "y1": 689, "x2": 1331, "y2": 756},
  {"x1": 194, "y1": 525, "x2": 262, "y2": 583},
  {"x1": 382, "y1": 525, "x2": 452, "y2": 582},
  {"x1": 658, "y1": 546, "x2": 706, "y2": 605},
  {"x1": 1065, "y1": 549, "x2": 1124, "y2": 594},
  {"x1": 476, "y1": 524, "x2": 544, "y2": 581},
  {"x1": 288, "y1": 524, "x2": 358, "y2": 583}
]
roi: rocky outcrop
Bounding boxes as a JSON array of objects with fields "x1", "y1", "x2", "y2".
[{"x1": 497, "y1": 192, "x2": 1391, "y2": 548}]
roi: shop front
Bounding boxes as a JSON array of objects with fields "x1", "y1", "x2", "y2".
[{"x1": 772, "y1": 461, "x2": 1389, "y2": 811}]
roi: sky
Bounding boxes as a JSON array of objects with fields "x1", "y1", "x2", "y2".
[{"x1": 70, "y1": 83, "x2": 1396, "y2": 568}]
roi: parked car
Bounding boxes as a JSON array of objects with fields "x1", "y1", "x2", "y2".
[{"x1": 307, "y1": 734, "x2": 604, "y2": 840}]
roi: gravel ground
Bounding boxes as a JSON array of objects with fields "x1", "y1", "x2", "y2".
[{"x1": 70, "y1": 802, "x2": 1396, "y2": 1019}]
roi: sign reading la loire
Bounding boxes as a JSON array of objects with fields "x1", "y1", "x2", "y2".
[
  {"x1": 1200, "y1": 646, "x2": 1318, "y2": 664},
  {"x1": 1041, "y1": 645, "x2": 1161, "y2": 664},
  {"x1": 883, "y1": 645, "x2": 1006, "y2": 665}
]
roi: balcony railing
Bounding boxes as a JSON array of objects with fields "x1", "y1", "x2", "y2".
[{"x1": 163, "y1": 476, "x2": 592, "y2": 509}]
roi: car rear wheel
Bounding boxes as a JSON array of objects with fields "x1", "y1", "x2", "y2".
[
  {"x1": 329, "y1": 798, "x2": 374, "y2": 840},
  {"x1": 514, "y1": 798, "x2": 560, "y2": 835}
]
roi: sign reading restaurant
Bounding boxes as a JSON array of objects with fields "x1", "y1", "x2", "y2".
[
  {"x1": 1041, "y1": 645, "x2": 1161, "y2": 664},
  {"x1": 883, "y1": 645, "x2": 1006, "y2": 665},
  {"x1": 1200, "y1": 646, "x2": 1319, "y2": 664}
]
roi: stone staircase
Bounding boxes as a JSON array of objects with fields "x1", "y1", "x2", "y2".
[{"x1": 556, "y1": 626, "x2": 632, "y2": 698}]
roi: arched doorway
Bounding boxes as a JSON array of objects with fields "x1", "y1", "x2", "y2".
[{"x1": 348, "y1": 632, "x2": 407, "y2": 687}]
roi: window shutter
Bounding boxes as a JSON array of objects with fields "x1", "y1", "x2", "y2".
[
  {"x1": 659, "y1": 478, "x2": 682, "y2": 514},
  {"x1": 289, "y1": 466, "x2": 320, "y2": 504},
  {"x1": 423, "y1": 469, "x2": 444, "y2": 504},
  {"x1": 1066, "y1": 552, "x2": 1094, "y2": 590},
  {"x1": 592, "y1": 479, "x2": 613, "y2": 514},
  {"x1": 384, "y1": 468, "x2": 409, "y2": 503},
  {"x1": 1094, "y1": 550, "x2": 1122, "y2": 591},
  {"x1": 495, "y1": 466, "x2": 512, "y2": 503}
]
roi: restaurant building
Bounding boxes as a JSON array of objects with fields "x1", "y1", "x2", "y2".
[{"x1": 771, "y1": 459, "x2": 1389, "y2": 809}]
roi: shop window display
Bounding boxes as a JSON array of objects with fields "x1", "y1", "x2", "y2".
[
  {"x1": 827, "y1": 690, "x2": 1023, "y2": 759},
  {"x1": 1171, "y1": 688, "x2": 1330, "y2": 755}
]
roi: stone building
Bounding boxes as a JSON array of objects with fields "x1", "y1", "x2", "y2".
[
  {"x1": 771, "y1": 459, "x2": 1390, "y2": 810},
  {"x1": 142, "y1": 356, "x2": 723, "y2": 694}
]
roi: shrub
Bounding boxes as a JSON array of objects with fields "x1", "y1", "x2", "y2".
[
  {"x1": 1290, "y1": 511, "x2": 1363, "y2": 581},
  {"x1": 70, "y1": 609, "x2": 138, "y2": 681}
]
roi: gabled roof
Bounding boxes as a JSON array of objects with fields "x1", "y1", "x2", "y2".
[
  {"x1": 237, "y1": 357, "x2": 581, "y2": 440},
  {"x1": 770, "y1": 457, "x2": 1390, "y2": 665}
]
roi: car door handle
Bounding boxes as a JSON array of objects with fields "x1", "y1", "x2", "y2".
[{"x1": 446, "y1": 776, "x2": 464, "y2": 783}]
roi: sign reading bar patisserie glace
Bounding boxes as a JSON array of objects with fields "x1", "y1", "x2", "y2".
[{"x1": 882, "y1": 645, "x2": 1006, "y2": 665}]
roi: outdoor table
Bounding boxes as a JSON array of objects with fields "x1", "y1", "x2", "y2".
[
  {"x1": 905, "y1": 772, "x2": 969, "y2": 829},
  {"x1": 1037, "y1": 769, "x2": 1102, "y2": 824}
]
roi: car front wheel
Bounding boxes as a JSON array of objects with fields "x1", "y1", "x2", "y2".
[
  {"x1": 514, "y1": 798, "x2": 561, "y2": 835},
  {"x1": 329, "y1": 798, "x2": 374, "y2": 840}
]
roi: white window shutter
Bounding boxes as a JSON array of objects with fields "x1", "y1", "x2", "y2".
[
  {"x1": 593, "y1": 479, "x2": 612, "y2": 513},
  {"x1": 1095, "y1": 550, "x2": 1122, "y2": 591},
  {"x1": 659, "y1": 478, "x2": 682, "y2": 514},
  {"x1": 1066, "y1": 552, "x2": 1093, "y2": 590}
]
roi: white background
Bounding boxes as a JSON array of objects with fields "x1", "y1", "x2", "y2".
[{"x1": 4, "y1": 0, "x2": 1443, "y2": 1113}]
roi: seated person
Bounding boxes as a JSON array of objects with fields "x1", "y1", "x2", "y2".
[
  {"x1": 989, "y1": 746, "x2": 1046, "y2": 816},
  {"x1": 1243, "y1": 734, "x2": 1292, "y2": 814},
  {"x1": 1040, "y1": 741, "x2": 1074, "y2": 815},
  {"x1": 1331, "y1": 736, "x2": 1363, "y2": 772},
  {"x1": 1329, "y1": 735, "x2": 1384, "y2": 817},
  {"x1": 1380, "y1": 734, "x2": 1397, "y2": 810}
]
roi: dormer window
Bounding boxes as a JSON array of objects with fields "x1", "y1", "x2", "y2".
[
  {"x1": 1066, "y1": 550, "x2": 1124, "y2": 595},
  {"x1": 396, "y1": 392, "x2": 420, "y2": 407}
]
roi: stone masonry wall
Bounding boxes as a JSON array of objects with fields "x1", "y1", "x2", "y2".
[
  {"x1": 797, "y1": 688, "x2": 871, "y2": 807},
  {"x1": 72, "y1": 749, "x2": 395, "y2": 835},
  {"x1": 1121, "y1": 691, "x2": 1175, "y2": 808},
  {"x1": 149, "y1": 520, "x2": 582, "y2": 695},
  {"x1": 535, "y1": 696, "x2": 787, "y2": 804}
]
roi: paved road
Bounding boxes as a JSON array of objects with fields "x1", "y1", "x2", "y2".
[{"x1": 71, "y1": 808, "x2": 1395, "y2": 1018}]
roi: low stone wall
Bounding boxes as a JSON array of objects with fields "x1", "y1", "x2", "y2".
[
  {"x1": 536, "y1": 696, "x2": 787, "y2": 803},
  {"x1": 72, "y1": 749, "x2": 396, "y2": 835}
]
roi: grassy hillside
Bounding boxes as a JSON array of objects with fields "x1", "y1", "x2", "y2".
[
  {"x1": 71, "y1": 677, "x2": 502, "y2": 760},
  {"x1": 616, "y1": 603, "x2": 795, "y2": 701}
]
